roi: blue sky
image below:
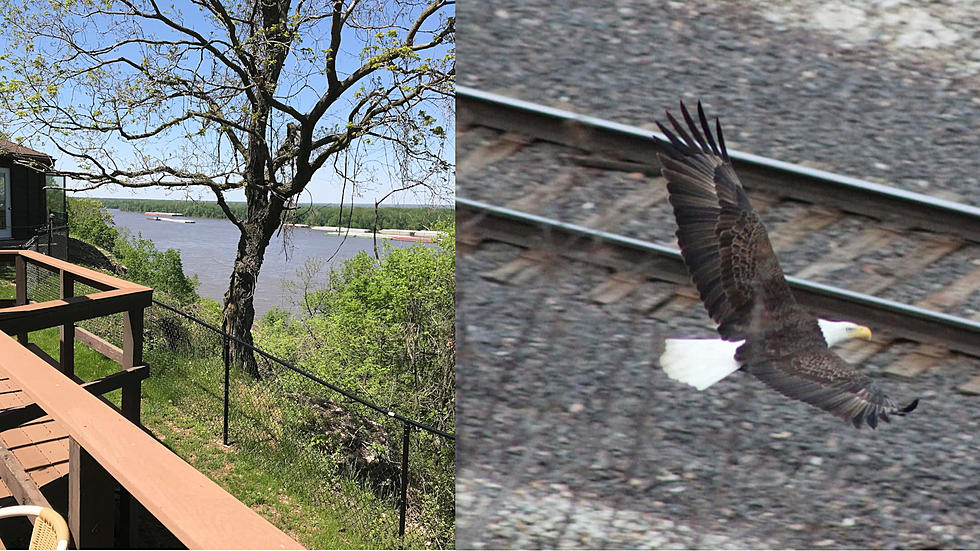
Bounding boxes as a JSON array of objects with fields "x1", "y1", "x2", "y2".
[{"x1": 2, "y1": 1, "x2": 454, "y2": 206}]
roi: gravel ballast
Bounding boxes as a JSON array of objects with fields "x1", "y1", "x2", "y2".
[{"x1": 458, "y1": 2, "x2": 980, "y2": 548}]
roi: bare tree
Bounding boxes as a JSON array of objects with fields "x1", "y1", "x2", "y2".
[{"x1": 0, "y1": 0, "x2": 454, "y2": 376}]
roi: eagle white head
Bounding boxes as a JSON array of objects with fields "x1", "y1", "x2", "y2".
[{"x1": 817, "y1": 319, "x2": 873, "y2": 347}]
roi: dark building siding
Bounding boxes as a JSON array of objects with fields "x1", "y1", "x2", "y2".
[{"x1": 0, "y1": 158, "x2": 48, "y2": 240}]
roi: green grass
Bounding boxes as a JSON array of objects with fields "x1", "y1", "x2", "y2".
[{"x1": 21, "y1": 326, "x2": 405, "y2": 548}]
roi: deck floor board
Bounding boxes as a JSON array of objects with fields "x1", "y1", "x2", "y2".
[{"x1": 0, "y1": 365, "x2": 69, "y2": 500}]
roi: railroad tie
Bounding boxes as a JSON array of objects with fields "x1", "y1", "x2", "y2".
[
  {"x1": 793, "y1": 227, "x2": 901, "y2": 281},
  {"x1": 457, "y1": 132, "x2": 533, "y2": 177},
  {"x1": 586, "y1": 270, "x2": 647, "y2": 304},
  {"x1": 854, "y1": 233, "x2": 963, "y2": 296},
  {"x1": 506, "y1": 170, "x2": 579, "y2": 213},
  {"x1": 481, "y1": 248, "x2": 556, "y2": 286},
  {"x1": 581, "y1": 176, "x2": 668, "y2": 231},
  {"x1": 915, "y1": 264, "x2": 980, "y2": 313},
  {"x1": 628, "y1": 281, "x2": 679, "y2": 314},
  {"x1": 956, "y1": 375, "x2": 980, "y2": 396},
  {"x1": 651, "y1": 290, "x2": 714, "y2": 329},
  {"x1": 764, "y1": 207, "x2": 841, "y2": 253},
  {"x1": 835, "y1": 334, "x2": 892, "y2": 366},
  {"x1": 884, "y1": 343, "x2": 950, "y2": 379}
]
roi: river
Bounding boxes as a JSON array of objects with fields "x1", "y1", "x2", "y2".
[{"x1": 108, "y1": 209, "x2": 425, "y2": 315}]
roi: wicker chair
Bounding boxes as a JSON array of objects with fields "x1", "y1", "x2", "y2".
[{"x1": 0, "y1": 505, "x2": 70, "y2": 550}]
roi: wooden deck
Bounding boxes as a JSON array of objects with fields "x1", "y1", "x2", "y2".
[
  {"x1": 0, "y1": 371, "x2": 70, "y2": 500},
  {"x1": 0, "y1": 250, "x2": 303, "y2": 549}
]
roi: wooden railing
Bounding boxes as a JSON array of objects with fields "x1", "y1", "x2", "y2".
[
  {"x1": 0, "y1": 250, "x2": 302, "y2": 549},
  {"x1": 0, "y1": 249, "x2": 152, "y2": 424}
]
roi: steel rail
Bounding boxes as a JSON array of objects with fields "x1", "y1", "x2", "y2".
[
  {"x1": 458, "y1": 86, "x2": 980, "y2": 242},
  {"x1": 458, "y1": 196, "x2": 980, "y2": 358}
]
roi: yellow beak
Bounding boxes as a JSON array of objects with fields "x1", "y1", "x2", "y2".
[{"x1": 854, "y1": 325, "x2": 873, "y2": 341}]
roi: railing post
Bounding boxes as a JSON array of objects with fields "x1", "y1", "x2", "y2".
[
  {"x1": 399, "y1": 423, "x2": 411, "y2": 538},
  {"x1": 68, "y1": 437, "x2": 116, "y2": 549},
  {"x1": 14, "y1": 255, "x2": 27, "y2": 345},
  {"x1": 120, "y1": 307, "x2": 145, "y2": 549},
  {"x1": 223, "y1": 335, "x2": 230, "y2": 446},
  {"x1": 121, "y1": 308, "x2": 144, "y2": 424},
  {"x1": 60, "y1": 270, "x2": 75, "y2": 377}
]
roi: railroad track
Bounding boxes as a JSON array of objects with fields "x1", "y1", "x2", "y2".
[{"x1": 457, "y1": 87, "x2": 980, "y2": 394}]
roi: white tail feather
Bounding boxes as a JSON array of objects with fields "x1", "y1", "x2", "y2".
[
  {"x1": 659, "y1": 338, "x2": 745, "y2": 391},
  {"x1": 660, "y1": 319, "x2": 862, "y2": 391}
]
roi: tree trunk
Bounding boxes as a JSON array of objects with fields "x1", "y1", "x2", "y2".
[{"x1": 222, "y1": 222, "x2": 275, "y2": 379}]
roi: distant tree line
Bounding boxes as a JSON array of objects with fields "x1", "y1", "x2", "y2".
[{"x1": 94, "y1": 198, "x2": 454, "y2": 231}]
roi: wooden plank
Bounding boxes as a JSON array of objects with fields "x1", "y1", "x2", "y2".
[
  {"x1": 122, "y1": 309, "x2": 143, "y2": 368},
  {"x1": 835, "y1": 337, "x2": 891, "y2": 366},
  {"x1": 651, "y1": 294, "x2": 703, "y2": 323},
  {"x1": 0, "y1": 440, "x2": 52, "y2": 508},
  {"x1": 629, "y1": 282, "x2": 678, "y2": 314},
  {"x1": 506, "y1": 171, "x2": 579, "y2": 213},
  {"x1": 482, "y1": 249, "x2": 552, "y2": 285},
  {"x1": 74, "y1": 327, "x2": 123, "y2": 365},
  {"x1": 587, "y1": 270, "x2": 646, "y2": 304},
  {"x1": 0, "y1": 250, "x2": 151, "y2": 294},
  {"x1": 884, "y1": 344, "x2": 948, "y2": 378},
  {"x1": 24, "y1": 343, "x2": 60, "y2": 370},
  {"x1": 0, "y1": 366, "x2": 149, "y2": 431},
  {"x1": 121, "y1": 309, "x2": 144, "y2": 424},
  {"x1": 81, "y1": 366, "x2": 149, "y2": 398},
  {"x1": 580, "y1": 176, "x2": 668, "y2": 232},
  {"x1": 793, "y1": 227, "x2": 900, "y2": 280},
  {"x1": 0, "y1": 288, "x2": 152, "y2": 334},
  {"x1": 956, "y1": 375, "x2": 980, "y2": 396},
  {"x1": 916, "y1": 264, "x2": 980, "y2": 311},
  {"x1": 13, "y1": 256, "x2": 26, "y2": 307},
  {"x1": 68, "y1": 438, "x2": 115, "y2": 549},
  {"x1": 0, "y1": 331, "x2": 303, "y2": 549},
  {"x1": 766, "y1": 208, "x2": 841, "y2": 253},
  {"x1": 0, "y1": 403, "x2": 45, "y2": 433},
  {"x1": 456, "y1": 132, "x2": 530, "y2": 177},
  {"x1": 854, "y1": 235, "x2": 962, "y2": 295}
]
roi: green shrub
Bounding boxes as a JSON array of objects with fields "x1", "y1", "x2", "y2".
[
  {"x1": 67, "y1": 196, "x2": 200, "y2": 305},
  {"x1": 114, "y1": 229, "x2": 199, "y2": 305},
  {"x1": 67, "y1": 197, "x2": 119, "y2": 251},
  {"x1": 255, "y1": 223, "x2": 455, "y2": 546}
]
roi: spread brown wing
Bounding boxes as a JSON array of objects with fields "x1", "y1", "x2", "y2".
[
  {"x1": 655, "y1": 101, "x2": 809, "y2": 341},
  {"x1": 746, "y1": 349, "x2": 919, "y2": 429},
  {"x1": 655, "y1": 101, "x2": 919, "y2": 428}
]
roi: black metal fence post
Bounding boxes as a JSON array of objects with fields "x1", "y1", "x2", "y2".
[
  {"x1": 399, "y1": 422, "x2": 411, "y2": 538},
  {"x1": 223, "y1": 334, "x2": 230, "y2": 446}
]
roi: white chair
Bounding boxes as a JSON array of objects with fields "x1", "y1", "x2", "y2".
[{"x1": 0, "y1": 505, "x2": 69, "y2": 550}]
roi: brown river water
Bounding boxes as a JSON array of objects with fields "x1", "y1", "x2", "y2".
[{"x1": 109, "y1": 209, "x2": 424, "y2": 315}]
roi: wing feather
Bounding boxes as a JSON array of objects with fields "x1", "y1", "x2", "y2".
[
  {"x1": 655, "y1": 100, "x2": 919, "y2": 428},
  {"x1": 656, "y1": 101, "x2": 807, "y2": 342},
  {"x1": 746, "y1": 350, "x2": 918, "y2": 429}
]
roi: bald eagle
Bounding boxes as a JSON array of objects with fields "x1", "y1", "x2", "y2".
[{"x1": 654, "y1": 101, "x2": 918, "y2": 429}]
